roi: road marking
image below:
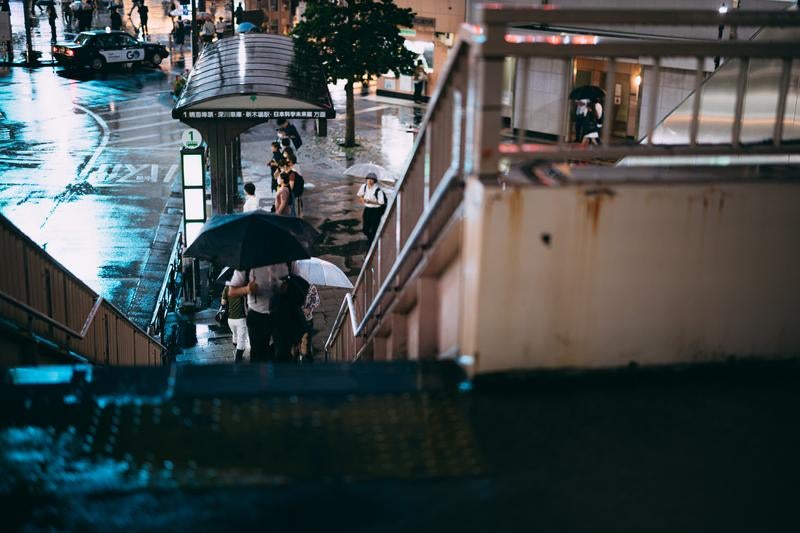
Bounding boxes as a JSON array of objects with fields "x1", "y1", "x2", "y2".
[
  {"x1": 75, "y1": 105, "x2": 110, "y2": 179},
  {"x1": 104, "y1": 111, "x2": 175, "y2": 125},
  {"x1": 106, "y1": 130, "x2": 183, "y2": 145},
  {"x1": 108, "y1": 118, "x2": 181, "y2": 135},
  {"x1": 332, "y1": 105, "x2": 390, "y2": 120},
  {"x1": 97, "y1": 100, "x2": 169, "y2": 116},
  {"x1": 89, "y1": 163, "x2": 179, "y2": 184},
  {"x1": 39, "y1": 103, "x2": 110, "y2": 229}
]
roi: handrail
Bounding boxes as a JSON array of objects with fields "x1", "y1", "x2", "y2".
[
  {"x1": 350, "y1": 34, "x2": 471, "y2": 292},
  {"x1": 0, "y1": 290, "x2": 103, "y2": 339},
  {"x1": 148, "y1": 230, "x2": 183, "y2": 340},
  {"x1": 354, "y1": 168, "x2": 461, "y2": 336},
  {"x1": 325, "y1": 5, "x2": 800, "y2": 361},
  {"x1": 324, "y1": 35, "x2": 472, "y2": 356},
  {"x1": 1, "y1": 212, "x2": 165, "y2": 365}
]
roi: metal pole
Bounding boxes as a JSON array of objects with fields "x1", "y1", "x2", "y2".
[
  {"x1": 22, "y1": 0, "x2": 34, "y2": 66},
  {"x1": 191, "y1": 0, "x2": 198, "y2": 63}
]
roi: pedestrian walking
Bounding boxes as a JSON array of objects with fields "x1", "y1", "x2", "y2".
[
  {"x1": 298, "y1": 283, "x2": 319, "y2": 360},
  {"x1": 227, "y1": 264, "x2": 289, "y2": 362},
  {"x1": 221, "y1": 284, "x2": 248, "y2": 363},
  {"x1": 276, "y1": 117, "x2": 302, "y2": 150},
  {"x1": 357, "y1": 172, "x2": 387, "y2": 245},
  {"x1": 137, "y1": 1, "x2": 149, "y2": 37},
  {"x1": 60, "y1": 0, "x2": 73, "y2": 28},
  {"x1": 243, "y1": 181, "x2": 259, "y2": 212},
  {"x1": 270, "y1": 275, "x2": 308, "y2": 362},
  {"x1": 234, "y1": 1, "x2": 243, "y2": 24},
  {"x1": 574, "y1": 99, "x2": 588, "y2": 143},
  {"x1": 172, "y1": 16, "x2": 186, "y2": 52},
  {"x1": 110, "y1": 5, "x2": 121, "y2": 30},
  {"x1": 412, "y1": 59, "x2": 428, "y2": 104},
  {"x1": 200, "y1": 16, "x2": 215, "y2": 46},
  {"x1": 215, "y1": 16, "x2": 225, "y2": 40},
  {"x1": 47, "y1": 4, "x2": 57, "y2": 42},
  {"x1": 273, "y1": 173, "x2": 293, "y2": 215}
]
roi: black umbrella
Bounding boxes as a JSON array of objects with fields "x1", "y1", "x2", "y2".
[
  {"x1": 569, "y1": 85, "x2": 606, "y2": 101},
  {"x1": 184, "y1": 211, "x2": 319, "y2": 270}
]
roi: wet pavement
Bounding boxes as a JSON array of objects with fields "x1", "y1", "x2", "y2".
[
  {"x1": 0, "y1": 17, "x2": 427, "y2": 356},
  {"x1": 179, "y1": 87, "x2": 424, "y2": 362}
]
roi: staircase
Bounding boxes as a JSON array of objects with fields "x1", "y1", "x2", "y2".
[{"x1": 0, "y1": 213, "x2": 164, "y2": 367}]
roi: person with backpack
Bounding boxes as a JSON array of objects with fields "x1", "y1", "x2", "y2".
[
  {"x1": 357, "y1": 172, "x2": 387, "y2": 245},
  {"x1": 283, "y1": 153, "x2": 304, "y2": 217},
  {"x1": 276, "y1": 117, "x2": 302, "y2": 150}
]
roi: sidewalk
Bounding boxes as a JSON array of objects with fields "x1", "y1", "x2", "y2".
[{"x1": 177, "y1": 87, "x2": 425, "y2": 363}]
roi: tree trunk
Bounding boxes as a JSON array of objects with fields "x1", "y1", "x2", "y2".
[{"x1": 345, "y1": 79, "x2": 356, "y2": 147}]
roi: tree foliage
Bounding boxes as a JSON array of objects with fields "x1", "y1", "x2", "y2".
[{"x1": 293, "y1": 0, "x2": 418, "y2": 85}]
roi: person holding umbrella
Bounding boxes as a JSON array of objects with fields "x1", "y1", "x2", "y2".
[
  {"x1": 184, "y1": 211, "x2": 319, "y2": 362},
  {"x1": 357, "y1": 172, "x2": 387, "y2": 245},
  {"x1": 569, "y1": 85, "x2": 605, "y2": 145}
]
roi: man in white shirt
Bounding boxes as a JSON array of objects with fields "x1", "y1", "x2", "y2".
[
  {"x1": 243, "y1": 182, "x2": 259, "y2": 212},
  {"x1": 227, "y1": 263, "x2": 289, "y2": 361},
  {"x1": 357, "y1": 172, "x2": 386, "y2": 245}
]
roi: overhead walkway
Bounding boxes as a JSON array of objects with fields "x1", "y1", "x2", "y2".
[{"x1": 325, "y1": 7, "x2": 800, "y2": 372}]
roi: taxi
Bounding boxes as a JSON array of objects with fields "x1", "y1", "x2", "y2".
[{"x1": 52, "y1": 30, "x2": 169, "y2": 71}]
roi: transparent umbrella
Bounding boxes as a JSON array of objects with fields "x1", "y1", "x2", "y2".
[
  {"x1": 343, "y1": 163, "x2": 397, "y2": 183},
  {"x1": 292, "y1": 258, "x2": 353, "y2": 289}
]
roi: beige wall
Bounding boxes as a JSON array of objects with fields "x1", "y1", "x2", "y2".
[
  {"x1": 378, "y1": 0, "x2": 466, "y2": 97},
  {"x1": 460, "y1": 177, "x2": 800, "y2": 373}
]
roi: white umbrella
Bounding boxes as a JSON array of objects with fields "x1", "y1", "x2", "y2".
[
  {"x1": 343, "y1": 163, "x2": 397, "y2": 183},
  {"x1": 292, "y1": 258, "x2": 353, "y2": 289},
  {"x1": 169, "y1": 8, "x2": 184, "y2": 16}
]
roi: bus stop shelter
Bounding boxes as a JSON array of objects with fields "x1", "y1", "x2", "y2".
[{"x1": 172, "y1": 34, "x2": 335, "y2": 215}]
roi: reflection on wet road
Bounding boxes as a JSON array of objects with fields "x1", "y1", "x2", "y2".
[
  {"x1": 1, "y1": 65, "x2": 425, "y2": 334},
  {"x1": 0, "y1": 65, "x2": 182, "y2": 323}
]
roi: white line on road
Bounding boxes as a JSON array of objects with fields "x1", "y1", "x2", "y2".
[
  {"x1": 104, "y1": 111, "x2": 176, "y2": 125},
  {"x1": 75, "y1": 104, "x2": 110, "y2": 180},
  {"x1": 108, "y1": 118, "x2": 181, "y2": 135},
  {"x1": 106, "y1": 130, "x2": 182, "y2": 146}
]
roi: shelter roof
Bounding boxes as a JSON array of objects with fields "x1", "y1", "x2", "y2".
[{"x1": 172, "y1": 34, "x2": 335, "y2": 121}]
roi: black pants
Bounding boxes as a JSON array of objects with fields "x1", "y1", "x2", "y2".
[
  {"x1": 246, "y1": 310, "x2": 273, "y2": 362},
  {"x1": 413, "y1": 81, "x2": 424, "y2": 102},
  {"x1": 362, "y1": 207, "x2": 382, "y2": 244}
]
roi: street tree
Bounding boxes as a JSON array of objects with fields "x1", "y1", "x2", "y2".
[{"x1": 293, "y1": 0, "x2": 418, "y2": 147}]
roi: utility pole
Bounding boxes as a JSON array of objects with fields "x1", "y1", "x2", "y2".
[
  {"x1": 22, "y1": 0, "x2": 33, "y2": 66},
  {"x1": 191, "y1": 0, "x2": 198, "y2": 63}
]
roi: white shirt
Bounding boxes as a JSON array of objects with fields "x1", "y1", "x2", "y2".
[
  {"x1": 215, "y1": 21, "x2": 226, "y2": 33},
  {"x1": 243, "y1": 195, "x2": 259, "y2": 212},
  {"x1": 229, "y1": 264, "x2": 289, "y2": 314},
  {"x1": 357, "y1": 182, "x2": 386, "y2": 208}
]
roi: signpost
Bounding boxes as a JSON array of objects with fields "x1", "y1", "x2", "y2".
[
  {"x1": 182, "y1": 128, "x2": 203, "y2": 149},
  {"x1": 180, "y1": 144, "x2": 206, "y2": 309}
]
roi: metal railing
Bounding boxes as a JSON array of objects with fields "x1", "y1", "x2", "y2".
[
  {"x1": 147, "y1": 230, "x2": 184, "y2": 346},
  {"x1": 324, "y1": 6, "x2": 800, "y2": 361},
  {"x1": 324, "y1": 34, "x2": 472, "y2": 361},
  {"x1": 0, "y1": 212, "x2": 164, "y2": 366}
]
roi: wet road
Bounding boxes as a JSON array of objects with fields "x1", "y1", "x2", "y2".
[
  {"x1": 0, "y1": 63, "x2": 184, "y2": 325},
  {"x1": 0, "y1": 60, "x2": 424, "y2": 341}
]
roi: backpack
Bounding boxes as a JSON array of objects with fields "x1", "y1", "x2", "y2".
[
  {"x1": 374, "y1": 186, "x2": 387, "y2": 217},
  {"x1": 292, "y1": 172, "x2": 305, "y2": 198}
]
